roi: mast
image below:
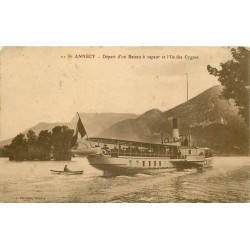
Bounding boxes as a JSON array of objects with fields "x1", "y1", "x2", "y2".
[
  {"x1": 186, "y1": 73, "x2": 190, "y2": 146},
  {"x1": 77, "y1": 112, "x2": 93, "y2": 147}
]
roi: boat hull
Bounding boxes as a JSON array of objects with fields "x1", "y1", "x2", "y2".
[
  {"x1": 50, "y1": 170, "x2": 83, "y2": 175},
  {"x1": 87, "y1": 155, "x2": 212, "y2": 176}
]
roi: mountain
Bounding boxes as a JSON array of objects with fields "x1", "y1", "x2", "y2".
[
  {"x1": 98, "y1": 85, "x2": 249, "y2": 155},
  {"x1": 1, "y1": 86, "x2": 248, "y2": 155},
  {"x1": 0, "y1": 113, "x2": 138, "y2": 147}
]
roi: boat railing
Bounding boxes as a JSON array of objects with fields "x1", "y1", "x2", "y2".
[{"x1": 108, "y1": 149, "x2": 170, "y2": 158}]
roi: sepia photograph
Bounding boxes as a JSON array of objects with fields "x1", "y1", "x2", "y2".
[{"x1": 0, "y1": 46, "x2": 249, "y2": 203}]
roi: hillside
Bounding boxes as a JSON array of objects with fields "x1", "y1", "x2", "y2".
[
  {"x1": 2, "y1": 85, "x2": 248, "y2": 155},
  {"x1": 98, "y1": 85, "x2": 249, "y2": 155},
  {"x1": 0, "y1": 113, "x2": 138, "y2": 147}
]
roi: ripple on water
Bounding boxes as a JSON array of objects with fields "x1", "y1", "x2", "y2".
[{"x1": 0, "y1": 157, "x2": 249, "y2": 202}]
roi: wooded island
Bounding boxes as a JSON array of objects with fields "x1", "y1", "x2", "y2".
[{"x1": 3, "y1": 126, "x2": 74, "y2": 161}]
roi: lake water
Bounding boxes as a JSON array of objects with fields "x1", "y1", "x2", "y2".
[{"x1": 0, "y1": 157, "x2": 249, "y2": 202}]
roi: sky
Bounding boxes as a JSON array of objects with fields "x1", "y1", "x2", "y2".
[{"x1": 0, "y1": 46, "x2": 232, "y2": 140}]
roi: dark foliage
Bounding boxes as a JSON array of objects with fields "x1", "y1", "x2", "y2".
[
  {"x1": 37, "y1": 130, "x2": 52, "y2": 160},
  {"x1": 8, "y1": 133, "x2": 28, "y2": 160},
  {"x1": 207, "y1": 47, "x2": 249, "y2": 125},
  {"x1": 7, "y1": 126, "x2": 74, "y2": 161},
  {"x1": 51, "y1": 126, "x2": 74, "y2": 160},
  {"x1": 0, "y1": 145, "x2": 11, "y2": 157}
]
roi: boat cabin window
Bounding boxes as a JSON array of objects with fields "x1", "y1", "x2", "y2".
[
  {"x1": 159, "y1": 161, "x2": 161, "y2": 167},
  {"x1": 154, "y1": 161, "x2": 156, "y2": 167},
  {"x1": 143, "y1": 161, "x2": 145, "y2": 167},
  {"x1": 189, "y1": 150, "x2": 191, "y2": 154},
  {"x1": 149, "y1": 161, "x2": 151, "y2": 167}
]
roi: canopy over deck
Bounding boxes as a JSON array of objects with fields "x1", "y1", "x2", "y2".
[{"x1": 88, "y1": 137, "x2": 171, "y2": 148}]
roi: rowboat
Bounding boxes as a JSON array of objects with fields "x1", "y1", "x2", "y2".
[{"x1": 50, "y1": 170, "x2": 83, "y2": 175}]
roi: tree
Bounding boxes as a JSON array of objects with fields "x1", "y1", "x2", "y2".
[
  {"x1": 9, "y1": 133, "x2": 28, "y2": 160},
  {"x1": 51, "y1": 126, "x2": 74, "y2": 160},
  {"x1": 0, "y1": 145, "x2": 9, "y2": 157},
  {"x1": 37, "y1": 130, "x2": 52, "y2": 160},
  {"x1": 26, "y1": 130, "x2": 37, "y2": 146},
  {"x1": 7, "y1": 126, "x2": 74, "y2": 161},
  {"x1": 26, "y1": 130, "x2": 38, "y2": 160},
  {"x1": 207, "y1": 47, "x2": 249, "y2": 125}
]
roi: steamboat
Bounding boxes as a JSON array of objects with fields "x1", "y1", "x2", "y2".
[
  {"x1": 71, "y1": 116, "x2": 213, "y2": 176},
  {"x1": 71, "y1": 75, "x2": 213, "y2": 175}
]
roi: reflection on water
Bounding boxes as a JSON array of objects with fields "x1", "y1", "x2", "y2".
[{"x1": 0, "y1": 157, "x2": 249, "y2": 202}]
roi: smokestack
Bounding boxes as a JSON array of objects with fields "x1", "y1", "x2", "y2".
[{"x1": 172, "y1": 117, "x2": 179, "y2": 140}]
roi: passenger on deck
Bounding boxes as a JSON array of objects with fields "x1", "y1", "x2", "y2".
[
  {"x1": 102, "y1": 144, "x2": 109, "y2": 150},
  {"x1": 101, "y1": 144, "x2": 110, "y2": 155},
  {"x1": 132, "y1": 146, "x2": 140, "y2": 156},
  {"x1": 110, "y1": 146, "x2": 118, "y2": 157},
  {"x1": 183, "y1": 137, "x2": 188, "y2": 146},
  {"x1": 124, "y1": 146, "x2": 131, "y2": 156},
  {"x1": 131, "y1": 146, "x2": 135, "y2": 154},
  {"x1": 113, "y1": 146, "x2": 118, "y2": 152},
  {"x1": 178, "y1": 150, "x2": 181, "y2": 159},
  {"x1": 122, "y1": 147, "x2": 127, "y2": 155},
  {"x1": 144, "y1": 148, "x2": 149, "y2": 157}
]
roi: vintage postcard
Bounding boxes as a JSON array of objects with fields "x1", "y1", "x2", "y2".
[{"x1": 0, "y1": 46, "x2": 249, "y2": 202}]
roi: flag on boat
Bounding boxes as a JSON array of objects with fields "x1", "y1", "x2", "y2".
[
  {"x1": 71, "y1": 116, "x2": 87, "y2": 147},
  {"x1": 77, "y1": 118, "x2": 87, "y2": 138}
]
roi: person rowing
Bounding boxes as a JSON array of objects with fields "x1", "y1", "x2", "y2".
[{"x1": 64, "y1": 165, "x2": 71, "y2": 172}]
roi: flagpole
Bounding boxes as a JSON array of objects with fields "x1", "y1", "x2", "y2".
[
  {"x1": 77, "y1": 112, "x2": 93, "y2": 147},
  {"x1": 186, "y1": 73, "x2": 190, "y2": 147}
]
